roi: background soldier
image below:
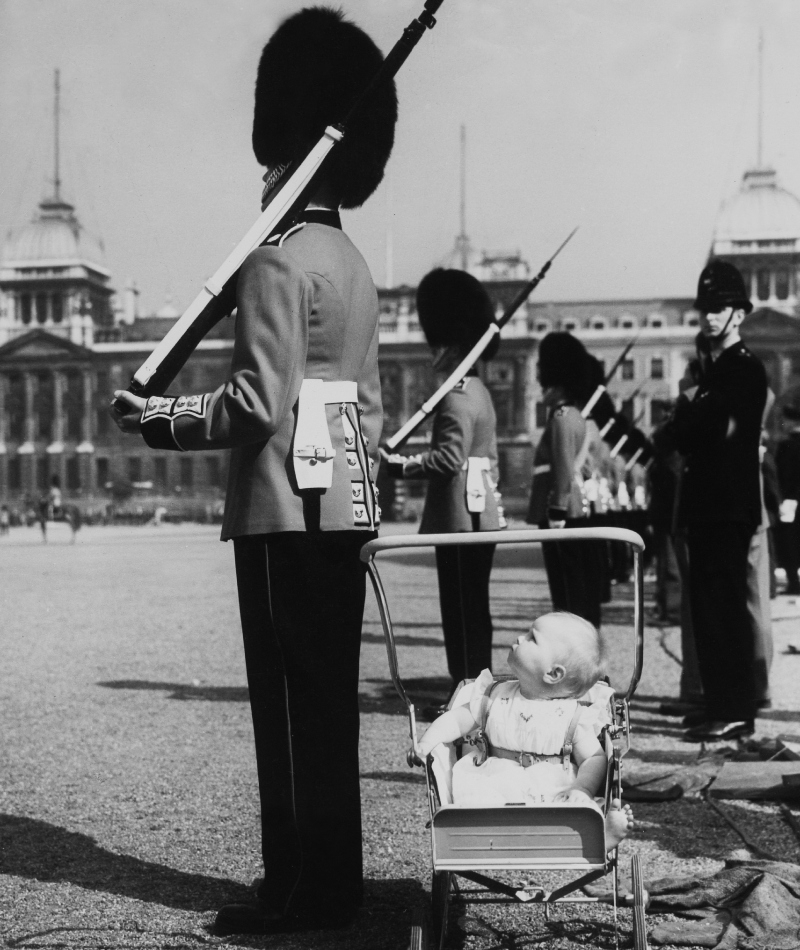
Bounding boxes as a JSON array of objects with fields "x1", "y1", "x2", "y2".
[{"x1": 113, "y1": 6, "x2": 397, "y2": 935}]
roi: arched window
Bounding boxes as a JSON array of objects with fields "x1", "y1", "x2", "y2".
[
  {"x1": 35, "y1": 372, "x2": 54, "y2": 441},
  {"x1": 776, "y1": 269, "x2": 790, "y2": 301},
  {"x1": 51, "y1": 294, "x2": 64, "y2": 323},
  {"x1": 35, "y1": 293, "x2": 48, "y2": 324},
  {"x1": 19, "y1": 294, "x2": 32, "y2": 325}
]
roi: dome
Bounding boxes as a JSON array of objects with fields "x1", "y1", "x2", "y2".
[
  {"x1": 713, "y1": 168, "x2": 800, "y2": 244},
  {"x1": 1, "y1": 196, "x2": 106, "y2": 269}
]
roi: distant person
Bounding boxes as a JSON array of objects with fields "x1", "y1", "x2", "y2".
[
  {"x1": 0, "y1": 505, "x2": 9, "y2": 536},
  {"x1": 776, "y1": 403, "x2": 800, "y2": 595},
  {"x1": 37, "y1": 495, "x2": 49, "y2": 543}
]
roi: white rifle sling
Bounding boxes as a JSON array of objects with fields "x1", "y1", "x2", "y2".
[
  {"x1": 293, "y1": 379, "x2": 357, "y2": 490},
  {"x1": 464, "y1": 456, "x2": 491, "y2": 513}
]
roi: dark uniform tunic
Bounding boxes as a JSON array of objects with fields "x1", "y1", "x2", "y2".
[
  {"x1": 401, "y1": 375, "x2": 502, "y2": 684},
  {"x1": 673, "y1": 340, "x2": 767, "y2": 723},
  {"x1": 140, "y1": 215, "x2": 380, "y2": 919},
  {"x1": 527, "y1": 402, "x2": 603, "y2": 628}
]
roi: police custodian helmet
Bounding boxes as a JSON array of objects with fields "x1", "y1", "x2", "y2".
[
  {"x1": 252, "y1": 6, "x2": 398, "y2": 209},
  {"x1": 693, "y1": 259, "x2": 753, "y2": 315},
  {"x1": 416, "y1": 268, "x2": 499, "y2": 361}
]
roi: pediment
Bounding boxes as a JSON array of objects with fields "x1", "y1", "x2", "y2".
[
  {"x1": 0, "y1": 329, "x2": 93, "y2": 364},
  {"x1": 742, "y1": 307, "x2": 800, "y2": 340}
]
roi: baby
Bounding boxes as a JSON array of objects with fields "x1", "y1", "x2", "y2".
[{"x1": 417, "y1": 611, "x2": 632, "y2": 849}]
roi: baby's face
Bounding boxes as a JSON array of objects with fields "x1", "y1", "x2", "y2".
[{"x1": 508, "y1": 617, "x2": 567, "y2": 681}]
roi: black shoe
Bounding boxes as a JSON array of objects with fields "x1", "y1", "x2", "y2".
[
  {"x1": 681, "y1": 709, "x2": 708, "y2": 728},
  {"x1": 683, "y1": 720, "x2": 754, "y2": 743},
  {"x1": 213, "y1": 901, "x2": 355, "y2": 936}
]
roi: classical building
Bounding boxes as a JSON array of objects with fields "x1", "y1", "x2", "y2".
[{"x1": 3, "y1": 159, "x2": 800, "y2": 515}]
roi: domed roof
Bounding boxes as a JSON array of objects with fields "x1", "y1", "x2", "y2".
[
  {"x1": 1, "y1": 196, "x2": 106, "y2": 269},
  {"x1": 713, "y1": 168, "x2": 800, "y2": 243}
]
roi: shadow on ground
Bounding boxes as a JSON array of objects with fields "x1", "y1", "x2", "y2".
[
  {"x1": 97, "y1": 680, "x2": 249, "y2": 702},
  {"x1": 0, "y1": 814, "x2": 250, "y2": 912}
]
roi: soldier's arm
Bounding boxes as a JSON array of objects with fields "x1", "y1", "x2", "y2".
[
  {"x1": 400, "y1": 390, "x2": 474, "y2": 480},
  {"x1": 138, "y1": 247, "x2": 310, "y2": 452}
]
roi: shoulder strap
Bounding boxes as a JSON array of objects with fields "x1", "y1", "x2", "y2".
[
  {"x1": 560, "y1": 703, "x2": 585, "y2": 771},
  {"x1": 478, "y1": 678, "x2": 501, "y2": 732}
]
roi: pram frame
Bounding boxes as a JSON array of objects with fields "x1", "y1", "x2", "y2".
[{"x1": 360, "y1": 526, "x2": 648, "y2": 950}]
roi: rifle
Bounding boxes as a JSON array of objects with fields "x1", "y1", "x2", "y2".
[
  {"x1": 113, "y1": 0, "x2": 445, "y2": 414},
  {"x1": 384, "y1": 227, "x2": 578, "y2": 451}
]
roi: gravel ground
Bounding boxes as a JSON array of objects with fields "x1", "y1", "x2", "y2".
[{"x1": 1, "y1": 520, "x2": 800, "y2": 949}]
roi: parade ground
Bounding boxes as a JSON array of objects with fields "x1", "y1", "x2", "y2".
[{"x1": 2, "y1": 522, "x2": 800, "y2": 949}]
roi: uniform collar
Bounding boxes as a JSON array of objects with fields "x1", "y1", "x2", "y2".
[{"x1": 299, "y1": 208, "x2": 342, "y2": 229}]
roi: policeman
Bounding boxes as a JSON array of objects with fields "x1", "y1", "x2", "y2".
[
  {"x1": 386, "y1": 268, "x2": 503, "y2": 689},
  {"x1": 673, "y1": 259, "x2": 767, "y2": 742},
  {"x1": 113, "y1": 7, "x2": 397, "y2": 935}
]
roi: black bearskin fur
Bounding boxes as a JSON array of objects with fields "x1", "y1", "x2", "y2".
[
  {"x1": 416, "y1": 268, "x2": 499, "y2": 360},
  {"x1": 537, "y1": 332, "x2": 592, "y2": 402},
  {"x1": 253, "y1": 6, "x2": 397, "y2": 209}
]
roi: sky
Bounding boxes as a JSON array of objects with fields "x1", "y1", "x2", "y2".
[{"x1": 1, "y1": 0, "x2": 800, "y2": 314}]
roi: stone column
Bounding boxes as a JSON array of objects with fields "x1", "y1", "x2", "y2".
[
  {"x1": 0, "y1": 374, "x2": 7, "y2": 498},
  {"x1": 78, "y1": 370, "x2": 95, "y2": 493}
]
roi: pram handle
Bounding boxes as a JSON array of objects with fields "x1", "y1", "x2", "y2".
[{"x1": 362, "y1": 527, "x2": 645, "y2": 753}]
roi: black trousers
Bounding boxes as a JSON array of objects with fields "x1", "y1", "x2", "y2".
[
  {"x1": 687, "y1": 522, "x2": 757, "y2": 722},
  {"x1": 435, "y1": 543, "x2": 496, "y2": 685},
  {"x1": 233, "y1": 531, "x2": 373, "y2": 917},
  {"x1": 541, "y1": 520, "x2": 603, "y2": 629}
]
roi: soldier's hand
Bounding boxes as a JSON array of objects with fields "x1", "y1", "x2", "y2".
[{"x1": 111, "y1": 391, "x2": 146, "y2": 434}]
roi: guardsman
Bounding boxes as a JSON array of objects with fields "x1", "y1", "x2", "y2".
[
  {"x1": 112, "y1": 7, "x2": 397, "y2": 935},
  {"x1": 672, "y1": 259, "x2": 767, "y2": 742},
  {"x1": 527, "y1": 332, "x2": 603, "y2": 628},
  {"x1": 386, "y1": 269, "x2": 504, "y2": 690}
]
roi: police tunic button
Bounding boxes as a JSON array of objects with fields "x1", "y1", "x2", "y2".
[{"x1": 345, "y1": 436, "x2": 354, "y2": 446}]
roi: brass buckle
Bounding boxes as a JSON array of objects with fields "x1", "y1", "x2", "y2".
[{"x1": 518, "y1": 752, "x2": 534, "y2": 768}]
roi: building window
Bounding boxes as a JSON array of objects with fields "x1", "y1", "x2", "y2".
[
  {"x1": 757, "y1": 269, "x2": 770, "y2": 301},
  {"x1": 562, "y1": 319, "x2": 578, "y2": 332},
  {"x1": 8, "y1": 373, "x2": 24, "y2": 442},
  {"x1": 65, "y1": 372, "x2": 82, "y2": 441},
  {"x1": 8, "y1": 456, "x2": 21, "y2": 491},
  {"x1": 95, "y1": 372, "x2": 108, "y2": 437},
  {"x1": 36, "y1": 456, "x2": 49, "y2": 491},
  {"x1": 647, "y1": 315, "x2": 664, "y2": 328},
  {"x1": 621, "y1": 398, "x2": 635, "y2": 422},
  {"x1": 535, "y1": 402, "x2": 548, "y2": 428},
  {"x1": 154, "y1": 457, "x2": 168, "y2": 489},
  {"x1": 590, "y1": 318, "x2": 607, "y2": 330},
  {"x1": 52, "y1": 294, "x2": 64, "y2": 323},
  {"x1": 620, "y1": 317, "x2": 636, "y2": 329},
  {"x1": 621, "y1": 359, "x2": 635, "y2": 381},
  {"x1": 776, "y1": 269, "x2": 790, "y2": 300},
  {"x1": 180, "y1": 456, "x2": 193, "y2": 489},
  {"x1": 96, "y1": 457, "x2": 109, "y2": 488},
  {"x1": 66, "y1": 456, "x2": 80, "y2": 490},
  {"x1": 650, "y1": 357, "x2": 664, "y2": 379},
  {"x1": 35, "y1": 372, "x2": 54, "y2": 441},
  {"x1": 20, "y1": 294, "x2": 32, "y2": 325},
  {"x1": 533, "y1": 319, "x2": 551, "y2": 334},
  {"x1": 35, "y1": 293, "x2": 48, "y2": 324},
  {"x1": 127, "y1": 456, "x2": 142, "y2": 483}
]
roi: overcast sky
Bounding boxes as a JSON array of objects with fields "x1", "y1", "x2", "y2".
[{"x1": 1, "y1": 1, "x2": 799, "y2": 314}]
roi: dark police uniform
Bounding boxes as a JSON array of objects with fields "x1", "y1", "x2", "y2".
[
  {"x1": 673, "y1": 339, "x2": 767, "y2": 724},
  {"x1": 401, "y1": 374, "x2": 502, "y2": 683}
]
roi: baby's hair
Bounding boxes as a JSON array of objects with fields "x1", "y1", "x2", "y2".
[{"x1": 540, "y1": 611, "x2": 605, "y2": 697}]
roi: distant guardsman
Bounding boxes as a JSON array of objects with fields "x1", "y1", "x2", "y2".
[
  {"x1": 385, "y1": 268, "x2": 504, "y2": 691},
  {"x1": 112, "y1": 6, "x2": 397, "y2": 936},
  {"x1": 672, "y1": 259, "x2": 767, "y2": 742}
]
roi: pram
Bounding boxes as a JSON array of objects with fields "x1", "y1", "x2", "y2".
[{"x1": 360, "y1": 526, "x2": 648, "y2": 950}]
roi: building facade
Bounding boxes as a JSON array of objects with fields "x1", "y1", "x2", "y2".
[{"x1": 3, "y1": 164, "x2": 800, "y2": 514}]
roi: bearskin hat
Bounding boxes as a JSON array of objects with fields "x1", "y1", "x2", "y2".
[
  {"x1": 416, "y1": 268, "x2": 499, "y2": 361},
  {"x1": 693, "y1": 259, "x2": 753, "y2": 315},
  {"x1": 537, "y1": 332, "x2": 592, "y2": 401},
  {"x1": 252, "y1": 6, "x2": 397, "y2": 209}
]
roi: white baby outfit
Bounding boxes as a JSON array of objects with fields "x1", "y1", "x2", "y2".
[{"x1": 452, "y1": 669, "x2": 608, "y2": 807}]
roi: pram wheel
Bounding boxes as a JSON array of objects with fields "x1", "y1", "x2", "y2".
[
  {"x1": 430, "y1": 870, "x2": 452, "y2": 950},
  {"x1": 408, "y1": 905, "x2": 428, "y2": 950},
  {"x1": 631, "y1": 853, "x2": 648, "y2": 950}
]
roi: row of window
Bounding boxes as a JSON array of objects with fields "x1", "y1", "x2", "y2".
[
  {"x1": 739, "y1": 267, "x2": 793, "y2": 302},
  {"x1": 3, "y1": 453, "x2": 225, "y2": 493},
  {"x1": 534, "y1": 396, "x2": 673, "y2": 430}
]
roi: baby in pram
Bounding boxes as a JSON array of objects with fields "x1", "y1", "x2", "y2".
[{"x1": 417, "y1": 611, "x2": 632, "y2": 849}]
